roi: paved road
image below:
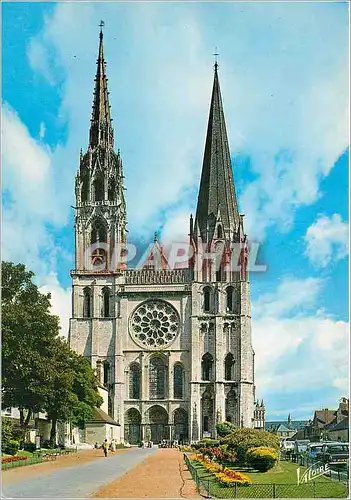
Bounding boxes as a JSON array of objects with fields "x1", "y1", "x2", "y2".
[{"x1": 2, "y1": 448, "x2": 157, "y2": 498}]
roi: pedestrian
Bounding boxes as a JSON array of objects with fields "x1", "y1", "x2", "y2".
[
  {"x1": 102, "y1": 439, "x2": 108, "y2": 457},
  {"x1": 111, "y1": 439, "x2": 116, "y2": 452}
]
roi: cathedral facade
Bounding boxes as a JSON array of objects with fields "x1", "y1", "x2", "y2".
[{"x1": 69, "y1": 29, "x2": 264, "y2": 445}]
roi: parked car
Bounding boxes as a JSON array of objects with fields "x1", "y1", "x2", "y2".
[
  {"x1": 316, "y1": 442, "x2": 349, "y2": 465},
  {"x1": 280, "y1": 440, "x2": 294, "y2": 458},
  {"x1": 306, "y1": 442, "x2": 324, "y2": 459},
  {"x1": 294, "y1": 440, "x2": 310, "y2": 454}
]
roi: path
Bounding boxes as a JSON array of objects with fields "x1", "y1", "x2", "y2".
[
  {"x1": 2, "y1": 447, "x2": 156, "y2": 498},
  {"x1": 2, "y1": 448, "x2": 125, "y2": 485},
  {"x1": 93, "y1": 448, "x2": 200, "y2": 498}
]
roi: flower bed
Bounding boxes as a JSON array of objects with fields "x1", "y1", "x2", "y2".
[
  {"x1": 192, "y1": 454, "x2": 252, "y2": 485},
  {"x1": 2, "y1": 455, "x2": 28, "y2": 464}
]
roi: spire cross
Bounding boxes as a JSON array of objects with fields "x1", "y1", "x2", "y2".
[
  {"x1": 213, "y1": 47, "x2": 219, "y2": 70},
  {"x1": 99, "y1": 20, "x2": 105, "y2": 38}
]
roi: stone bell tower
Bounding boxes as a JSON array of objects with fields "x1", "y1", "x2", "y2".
[
  {"x1": 74, "y1": 27, "x2": 127, "y2": 273},
  {"x1": 188, "y1": 62, "x2": 255, "y2": 438}
]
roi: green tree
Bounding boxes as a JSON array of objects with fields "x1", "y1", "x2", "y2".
[
  {"x1": 221, "y1": 428, "x2": 280, "y2": 463},
  {"x1": 2, "y1": 262, "x2": 103, "y2": 446},
  {"x1": 216, "y1": 421, "x2": 236, "y2": 437},
  {"x1": 2, "y1": 262, "x2": 60, "y2": 435},
  {"x1": 45, "y1": 338, "x2": 103, "y2": 445}
]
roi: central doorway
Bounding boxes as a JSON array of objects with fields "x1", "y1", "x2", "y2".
[
  {"x1": 149, "y1": 405, "x2": 168, "y2": 443},
  {"x1": 124, "y1": 408, "x2": 141, "y2": 445}
]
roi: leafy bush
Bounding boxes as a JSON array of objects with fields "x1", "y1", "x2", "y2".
[
  {"x1": 216, "y1": 421, "x2": 236, "y2": 437},
  {"x1": 192, "y1": 454, "x2": 251, "y2": 484},
  {"x1": 2, "y1": 455, "x2": 27, "y2": 464},
  {"x1": 42, "y1": 440, "x2": 53, "y2": 449},
  {"x1": 180, "y1": 445, "x2": 194, "y2": 452},
  {"x1": 219, "y1": 444, "x2": 237, "y2": 463},
  {"x1": 23, "y1": 443, "x2": 37, "y2": 453},
  {"x1": 246, "y1": 447, "x2": 278, "y2": 472},
  {"x1": 193, "y1": 438, "x2": 220, "y2": 449},
  {"x1": 5, "y1": 439, "x2": 20, "y2": 456},
  {"x1": 215, "y1": 469, "x2": 251, "y2": 485},
  {"x1": 11, "y1": 425, "x2": 25, "y2": 444},
  {"x1": 1, "y1": 417, "x2": 13, "y2": 451},
  {"x1": 221, "y1": 428, "x2": 280, "y2": 464}
]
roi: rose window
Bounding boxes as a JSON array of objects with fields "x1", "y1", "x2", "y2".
[{"x1": 130, "y1": 300, "x2": 180, "y2": 349}]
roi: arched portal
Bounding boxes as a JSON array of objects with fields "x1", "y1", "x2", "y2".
[
  {"x1": 124, "y1": 408, "x2": 141, "y2": 445},
  {"x1": 201, "y1": 389, "x2": 214, "y2": 437},
  {"x1": 173, "y1": 408, "x2": 188, "y2": 442},
  {"x1": 225, "y1": 389, "x2": 238, "y2": 426},
  {"x1": 148, "y1": 405, "x2": 168, "y2": 444}
]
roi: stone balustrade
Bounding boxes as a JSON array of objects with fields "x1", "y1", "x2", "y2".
[{"x1": 124, "y1": 269, "x2": 190, "y2": 284}]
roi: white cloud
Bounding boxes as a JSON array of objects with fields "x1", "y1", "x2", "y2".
[
  {"x1": 38, "y1": 274, "x2": 71, "y2": 338},
  {"x1": 161, "y1": 209, "x2": 193, "y2": 245},
  {"x1": 253, "y1": 277, "x2": 322, "y2": 318},
  {"x1": 39, "y1": 122, "x2": 46, "y2": 140},
  {"x1": 25, "y1": 2, "x2": 348, "y2": 243},
  {"x1": 304, "y1": 214, "x2": 349, "y2": 268},
  {"x1": 2, "y1": 104, "x2": 70, "y2": 334},
  {"x1": 252, "y1": 277, "x2": 349, "y2": 401},
  {"x1": 27, "y1": 37, "x2": 56, "y2": 86}
]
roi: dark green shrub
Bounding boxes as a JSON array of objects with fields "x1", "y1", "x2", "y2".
[
  {"x1": 216, "y1": 421, "x2": 236, "y2": 437},
  {"x1": 5, "y1": 439, "x2": 20, "y2": 456},
  {"x1": 23, "y1": 443, "x2": 37, "y2": 453},
  {"x1": 246, "y1": 447, "x2": 278, "y2": 472},
  {"x1": 42, "y1": 440, "x2": 53, "y2": 449},
  {"x1": 1, "y1": 417, "x2": 13, "y2": 451}
]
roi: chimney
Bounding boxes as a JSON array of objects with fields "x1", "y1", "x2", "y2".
[{"x1": 324, "y1": 409, "x2": 329, "y2": 424}]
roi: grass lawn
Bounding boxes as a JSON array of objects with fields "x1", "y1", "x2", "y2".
[
  {"x1": 189, "y1": 458, "x2": 348, "y2": 498},
  {"x1": 2, "y1": 448, "x2": 74, "y2": 470}
]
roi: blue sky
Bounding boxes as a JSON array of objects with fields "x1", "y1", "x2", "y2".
[{"x1": 2, "y1": 2, "x2": 349, "y2": 420}]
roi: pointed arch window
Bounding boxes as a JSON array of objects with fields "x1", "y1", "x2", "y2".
[
  {"x1": 102, "y1": 287, "x2": 111, "y2": 318},
  {"x1": 108, "y1": 177, "x2": 116, "y2": 201},
  {"x1": 149, "y1": 357, "x2": 166, "y2": 399},
  {"x1": 96, "y1": 360, "x2": 103, "y2": 383},
  {"x1": 91, "y1": 219, "x2": 107, "y2": 244},
  {"x1": 129, "y1": 363, "x2": 141, "y2": 399},
  {"x1": 103, "y1": 361, "x2": 110, "y2": 387},
  {"x1": 224, "y1": 353, "x2": 235, "y2": 381},
  {"x1": 93, "y1": 174, "x2": 104, "y2": 201},
  {"x1": 81, "y1": 174, "x2": 89, "y2": 202},
  {"x1": 83, "y1": 287, "x2": 92, "y2": 318},
  {"x1": 215, "y1": 242, "x2": 224, "y2": 282},
  {"x1": 202, "y1": 353, "x2": 214, "y2": 381},
  {"x1": 226, "y1": 286, "x2": 234, "y2": 312},
  {"x1": 203, "y1": 286, "x2": 211, "y2": 313},
  {"x1": 173, "y1": 364, "x2": 184, "y2": 399},
  {"x1": 217, "y1": 225, "x2": 223, "y2": 239}
]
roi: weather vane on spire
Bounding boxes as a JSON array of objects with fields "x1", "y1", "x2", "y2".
[{"x1": 213, "y1": 46, "x2": 219, "y2": 71}]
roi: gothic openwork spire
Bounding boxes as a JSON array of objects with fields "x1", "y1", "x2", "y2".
[
  {"x1": 89, "y1": 25, "x2": 113, "y2": 149},
  {"x1": 195, "y1": 65, "x2": 240, "y2": 242},
  {"x1": 75, "y1": 25, "x2": 127, "y2": 273}
]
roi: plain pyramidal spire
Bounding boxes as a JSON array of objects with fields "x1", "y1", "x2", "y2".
[
  {"x1": 195, "y1": 62, "x2": 240, "y2": 242},
  {"x1": 89, "y1": 23, "x2": 113, "y2": 149}
]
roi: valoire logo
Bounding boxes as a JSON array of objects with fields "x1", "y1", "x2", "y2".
[{"x1": 296, "y1": 462, "x2": 330, "y2": 485}]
